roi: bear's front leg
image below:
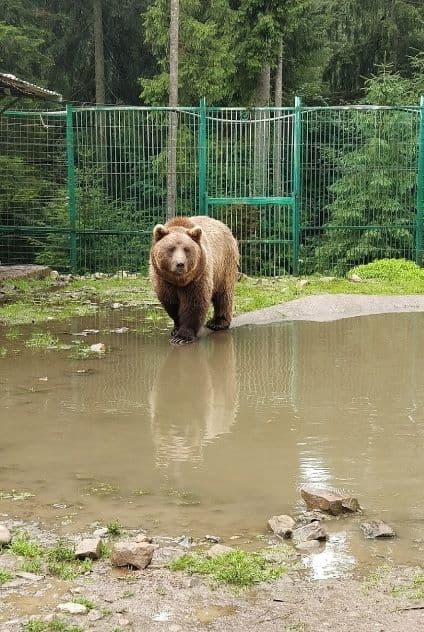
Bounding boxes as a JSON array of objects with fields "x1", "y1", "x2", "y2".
[
  {"x1": 156, "y1": 284, "x2": 180, "y2": 335},
  {"x1": 170, "y1": 287, "x2": 210, "y2": 345}
]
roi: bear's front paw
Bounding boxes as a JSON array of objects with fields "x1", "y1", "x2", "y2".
[{"x1": 170, "y1": 327, "x2": 197, "y2": 345}]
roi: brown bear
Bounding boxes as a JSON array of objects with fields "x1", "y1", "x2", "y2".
[{"x1": 149, "y1": 215, "x2": 239, "y2": 344}]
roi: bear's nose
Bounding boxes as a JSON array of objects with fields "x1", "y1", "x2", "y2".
[{"x1": 176, "y1": 262, "x2": 185, "y2": 270}]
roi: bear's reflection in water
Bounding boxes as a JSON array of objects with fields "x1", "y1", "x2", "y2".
[{"x1": 149, "y1": 333, "x2": 238, "y2": 468}]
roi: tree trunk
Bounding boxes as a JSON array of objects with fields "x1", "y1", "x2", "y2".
[
  {"x1": 93, "y1": 0, "x2": 105, "y2": 104},
  {"x1": 274, "y1": 41, "x2": 283, "y2": 195},
  {"x1": 167, "y1": 0, "x2": 179, "y2": 219},
  {"x1": 254, "y1": 64, "x2": 271, "y2": 196}
]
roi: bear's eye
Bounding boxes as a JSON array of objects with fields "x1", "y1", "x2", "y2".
[
  {"x1": 183, "y1": 247, "x2": 190, "y2": 254},
  {"x1": 167, "y1": 246, "x2": 176, "y2": 254}
]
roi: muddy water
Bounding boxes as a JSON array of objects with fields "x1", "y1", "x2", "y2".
[{"x1": 1, "y1": 311, "x2": 424, "y2": 578}]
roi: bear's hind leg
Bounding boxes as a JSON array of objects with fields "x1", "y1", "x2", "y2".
[{"x1": 206, "y1": 288, "x2": 233, "y2": 331}]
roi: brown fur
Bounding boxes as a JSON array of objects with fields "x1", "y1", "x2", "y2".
[{"x1": 149, "y1": 216, "x2": 239, "y2": 344}]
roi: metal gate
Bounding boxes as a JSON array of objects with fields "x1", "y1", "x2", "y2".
[{"x1": 199, "y1": 97, "x2": 302, "y2": 275}]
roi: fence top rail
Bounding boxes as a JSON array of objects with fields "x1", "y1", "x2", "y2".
[{"x1": 2, "y1": 102, "x2": 423, "y2": 119}]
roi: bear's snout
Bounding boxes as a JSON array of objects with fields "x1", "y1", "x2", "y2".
[{"x1": 175, "y1": 261, "x2": 185, "y2": 272}]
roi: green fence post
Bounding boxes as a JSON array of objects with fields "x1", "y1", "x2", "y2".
[
  {"x1": 293, "y1": 95, "x2": 302, "y2": 276},
  {"x1": 66, "y1": 103, "x2": 77, "y2": 273},
  {"x1": 416, "y1": 95, "x2": 424, "y2": 266},
  {"x1": 198, "y1": 97, "x2": 207, "y2": 214}
]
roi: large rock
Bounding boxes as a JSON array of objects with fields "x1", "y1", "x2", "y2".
[
  {"x1": 205, "y1": 544, "x2": 233, "y2": 558},
  {"x1": 267, "y1": 515, "x2": 296, "y2": 539},
  {"x1": 111, "y1": 541, "x2": 156, "y2": 569},
  {"x1": 151, "y1": 547, "x2": 184, "y2": 567},
  {"x1": 75, "y1": 538, "x2": 102, "y2": 560},
  {"x1": 292, "y1": 521, "x2": 328, "y2": 543},
  {"x1": 301, "y1": 487, "x2": 360, "y2": 516},
  {"x1": 0, "y1": 525, "x2": 11, "y2": 546},
  {"x1": 360, "y1": 520, "x2": 396, "y2": 539}
]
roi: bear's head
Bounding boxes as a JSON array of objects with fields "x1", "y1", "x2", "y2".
[{"x1": 150, "y1": 223, "x2": 203, "y2": 285}]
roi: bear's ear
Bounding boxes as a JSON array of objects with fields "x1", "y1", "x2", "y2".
[
  {"x1": 187, "y1": 226, "x2": 202, "y2": 243},
  {"x1": 153, "y1": 224, "x2": 169, "y2": 242}
]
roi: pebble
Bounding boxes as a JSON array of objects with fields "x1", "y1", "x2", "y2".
[
  {"x1": 206, "y1": 544, "x2": 233, "y2": 558},
  {"x1": 93, "y1": 527, "x2": 108, "y2": 538},
  {"x1": 90, "y1": 343, "x2": 106, "y2": 354},
  {"x1": 75, "y1": 538, "x2": 102, "y2": 560}
]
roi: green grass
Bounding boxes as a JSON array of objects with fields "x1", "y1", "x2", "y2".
[
  {"x1": 21, "y1": 557, "x2": 43, "y2": 574},
  {"x1": 21, "y1": 618, "x2": 83, "y2": 632},
  {"x1": 0, "y1": 568, "x2": 13, "y2": 584},
  {"x1": 47, "y1": 558, "x2": 92, "y2": 580},
  {"x1": 99, "y1": 540, "x2": 112, "y2": 559},
  {"x1": 10, "y1": 534, "x2": 44, "y2": 559},
  {"x1": 168, "y1": 549, "x2": 289, "y2": 587},
  {"x1": 392, "y1": 572, "x2": 424, "y2": 600},
  {"x1": 349, "y1": 258, "x2": 424, "y2": 281},
  {"x1": 106, "y1": 520, "x2": 123, "y2": 536},
  {"x1": 2, "y1": 259, "x2": 424, "y2": 328},
  {"x1": 25, "y1": 332, "x2": 60, "y2": 350},
  {"x1": 46, "y1": 539, "x2": 92, "y2": 580},
  {"x1": 72, "y1": 595, "x2": 95, "y2": 610},
  {"x1": 7, "y1": 534, "x2": 93, "y2": 581}
]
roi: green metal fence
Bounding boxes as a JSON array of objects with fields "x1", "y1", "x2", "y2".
[{"x1": 1, "y1": 98, "x2": 423, "y2": 276}]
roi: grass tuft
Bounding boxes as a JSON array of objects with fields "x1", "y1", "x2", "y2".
[
  {"x1": 10, "y1": 534, "x2": 44, "y2": 559},
  {"x1": 168, "y1": 549, "x2": 288, "y2": 587},
  {"x1": 106, "y1": 520, "x2": 123, "y2": 536},
  {"x1": 21, "y1": 618, "x2": 83, "y2": 632},
  {"x1": 0, "y1": 569, "x2": 13, "y2": 584}
]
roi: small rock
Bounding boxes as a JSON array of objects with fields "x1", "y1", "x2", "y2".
[
  {"x1": 295, "y1": 540, "x2": 321, "y2": 553},
  {"x1": 117, "y1": 618, "x2": 130, "y2": 627},
  {"x1": 360, "y1": 520, "x2": 396, "y2": 539},
  {"x1": 16, "y1": 572, "x2": 44, "y2": 581},
  {"x1": 0, "y1": 525, "x2": 12, "y2": 545},
  {"x1": 93, "y1": 528, "x2": 108, "y2": 538},
  {"x1": 90, "y1": 343, "x2": 105, "y2": 354},
  {"x1": 75, "y1": 538, "x2": 102, "y2": 560},
  {"x1": 38, "y1": 376, "x2": 48, "y2": 382},
  {"x1": 292, "y1": 521, "x2": 328, "y2": 543},
  {"x1": 151, "y1": 547, "x2": 184, "y2": 567},
  {"x1": 177, "y1": 536, "x2": 193, "y2": 549},
  {"x1": 114, "y1": 327, "x2": 129, "y2": 334},
  {"x1": 70, "y1": 587, "x2": 83, "y2": 594},
  {"x1": 297, "y1": 510, "x2": 328, "y2": 525},
  {"x1": 57, "y1": 602, "x2": 87, "y2": 615},
  {"x1": 349, "y1": 274, "x2": 363, "y2": 283},
  {"x1": 204, "y1": 535, "x2": 221, "y2": 543},
  {"x1": 87, "y1": 610, "x2": 103, "y2": 622},
  {"x1": 267, "y1": 515, "x2": 296, "y2": 539},
  {"x1": 111, "y1": 541, "x2": 156, "y2": 569},
  {"x1": 50, "y1": 270, "x2": 59, "y2": 279},
  {"x1": 112, "y1": 302, "x2": 123, "y2": 309},
  {"x1": 297, "y1": 279, "x2": 309, "y2": 288},
  {"x1": 301, "y1": 487, "x2": 359, "y2": 516},
  {"x1": 206, "y1": 544, "x2": 233, "y2": 558},
  {"x1": 135, "y1": 534, "x2": 153, "y2": 543}
]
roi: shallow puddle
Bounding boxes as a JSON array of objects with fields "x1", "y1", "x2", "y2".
[{"x1": 1, "y1": 310, "x2": 424, "y2": 578}]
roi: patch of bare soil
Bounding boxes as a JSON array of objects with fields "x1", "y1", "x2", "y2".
[
  {"x1": 232, "y1": 294, "x2": 424, "y2": 327},
  {"x1": 2, "y1": 560, "x2": 424, "y2": 631}
]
